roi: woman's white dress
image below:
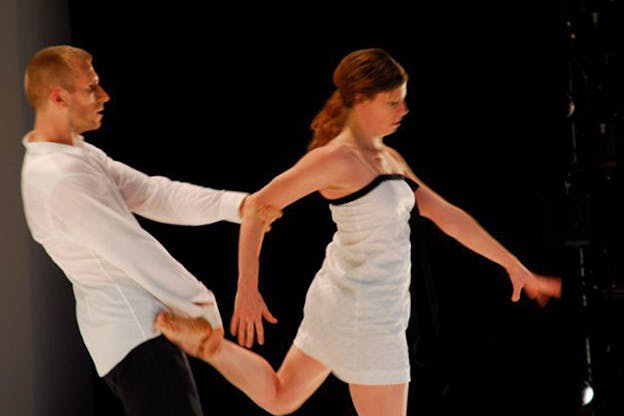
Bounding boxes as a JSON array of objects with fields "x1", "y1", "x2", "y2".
[{"x1": 293, "y1": 174, "x2": 418, "y2": 384}]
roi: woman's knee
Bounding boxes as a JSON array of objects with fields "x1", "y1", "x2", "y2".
[{"x1": 258, "y1": 389, "x2": 305, "y2": 415}]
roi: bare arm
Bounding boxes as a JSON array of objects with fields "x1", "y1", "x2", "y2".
[
  {"x1": 232, "y1": 145, "x2": 356, "y2": 347},
  {"x1": 387, "y1": 147, "x2": 561, "y2": 304}
]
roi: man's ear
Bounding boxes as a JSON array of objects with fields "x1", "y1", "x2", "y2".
[{"x1": 49, "y1": 87, "x2": 69, "y2": 108}]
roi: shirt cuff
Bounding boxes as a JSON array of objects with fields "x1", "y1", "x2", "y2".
[
  {"x1": 218, "y1": 191, "x2": 248, "y2": 224},
  {"x1": 203, "y1": 302, "x2": 223, "y2": 330}
]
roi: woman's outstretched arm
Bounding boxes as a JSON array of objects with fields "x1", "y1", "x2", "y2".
[
  {"x1": 415, "y1": 182, "x2": 561, "y2": 304},
  {"x1": 387, "y1": 147, "x2": 561, "y2": 305}
]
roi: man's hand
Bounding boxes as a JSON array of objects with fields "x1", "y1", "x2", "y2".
[{"x1": 240, "y1": 195, "x2": 283, "y2": 232}]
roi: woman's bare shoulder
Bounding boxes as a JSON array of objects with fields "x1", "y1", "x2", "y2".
[{"x1": 300, "y1": 141, "x2": 361, "y2": 169}]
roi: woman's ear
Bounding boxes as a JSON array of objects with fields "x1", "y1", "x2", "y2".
[
  {"x1": 353, "y1": 93, "x2": 374, "y2": 109},
  {"x1": 353, "y1": 93, "x2": 366, "y2": 105},
  {"x1": 353, "y1": 94, "x2": 375, "y2": 105}
]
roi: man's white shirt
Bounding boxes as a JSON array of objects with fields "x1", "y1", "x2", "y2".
[{"x1": 21, "y1": 133, "x2": 246, "y2": 376}]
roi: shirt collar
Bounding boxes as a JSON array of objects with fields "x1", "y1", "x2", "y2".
[{"x1": 22, "y1": 131, "x2": 87, "y2": 156}]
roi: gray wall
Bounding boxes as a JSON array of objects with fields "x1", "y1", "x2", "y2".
[{"x1": 1, "y1": 0, "x2": 95, "y2": 414}]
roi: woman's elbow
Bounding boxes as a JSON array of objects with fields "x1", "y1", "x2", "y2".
[{"x1": 242, "y1": 193, "x2": 283, "y2": 227}]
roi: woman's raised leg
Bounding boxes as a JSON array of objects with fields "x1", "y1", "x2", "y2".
[{"x1": 156, "y1": 311, "x2": 330, "y2": 415}]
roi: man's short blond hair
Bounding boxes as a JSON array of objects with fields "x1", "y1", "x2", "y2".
[{"x1": 24, "y1": 45, "x2": 92, "y2": 109}]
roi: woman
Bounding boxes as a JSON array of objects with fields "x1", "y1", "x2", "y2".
[{"x1": 155, "y1": 48, "x2": 560, "y2": 416}]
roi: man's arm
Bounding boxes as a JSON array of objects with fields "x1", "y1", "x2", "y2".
[
  {"x1": 107, "y1": 158, "x2": 247, "y2": 225},
  {"x1": 48, "y1": 172, "x2": 224, "y2": 328}
]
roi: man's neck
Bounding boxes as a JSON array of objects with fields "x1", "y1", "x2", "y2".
[
  {"x1": 28, "y1": 132, "x2": 76, "y2": 145},
  {"x1": 31, "y1": 114, "x2": 76, "y2": 145}
]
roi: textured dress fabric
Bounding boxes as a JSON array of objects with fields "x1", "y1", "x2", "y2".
[{"x1": 294, "y1": 174, "x2": 419, "y2": 384}]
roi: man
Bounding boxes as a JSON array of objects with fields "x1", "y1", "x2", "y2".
[{"x1": 21, "y1": 45, "x2": 278, "y2": 415}]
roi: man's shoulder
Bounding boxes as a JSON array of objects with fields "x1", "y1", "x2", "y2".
[
  {"x1": 28, "y1": 150, "x2": 91, "y2": 172},
  {"x1": 22, "y1": 148, "x2": 104, "y2": 194}
]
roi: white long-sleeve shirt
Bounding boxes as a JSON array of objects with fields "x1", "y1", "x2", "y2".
[{"x1": 21, "y1": 133, "x2": 246, "y2": 376}]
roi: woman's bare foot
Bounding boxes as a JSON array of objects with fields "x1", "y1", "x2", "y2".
[{"x1": 154, "y1": 311, "x2": 214, "y2": 357}]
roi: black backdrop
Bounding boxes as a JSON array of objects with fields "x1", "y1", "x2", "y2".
[{"x1": 66, "y1": 3, "x2": 581, "y2": 415}]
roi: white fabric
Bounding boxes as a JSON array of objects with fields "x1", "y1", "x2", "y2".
[
  {"x1": 294, "y1": 176, "x2": 416, "y2": 384},
  {"x1": 21, "y1": 133, "x2": 246, "y2": 376}
]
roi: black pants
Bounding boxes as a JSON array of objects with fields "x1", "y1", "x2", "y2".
[{"x1": 103, "y1": 336, "x2": 203, "y2": 416}]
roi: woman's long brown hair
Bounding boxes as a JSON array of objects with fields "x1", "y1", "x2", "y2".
[{"x1": 308, "y1": 48, "x2": 408, "y2": 151}]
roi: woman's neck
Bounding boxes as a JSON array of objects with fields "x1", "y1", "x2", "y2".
[{"x1": 339, "y1": 125, "x2": 384, "y2": 151}]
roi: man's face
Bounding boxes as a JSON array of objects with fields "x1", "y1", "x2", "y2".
[{"x1": 65, "y1": 60, "x2": 110, "y2": 134}]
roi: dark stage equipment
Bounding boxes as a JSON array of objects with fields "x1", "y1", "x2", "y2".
[{"x1": 542, "y1": 2, "x2": 624, "y2": 414}]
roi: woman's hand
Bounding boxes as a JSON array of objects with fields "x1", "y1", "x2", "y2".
[
  {"x1": 230, "y1": 284, "x2": 278, "y2": 348},
  {"x1": 507, "y1": 264, "x2": 562, "y2": 306}
]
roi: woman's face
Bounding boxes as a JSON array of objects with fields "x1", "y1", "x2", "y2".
[{"x1": 356, "y1": 82, "x2": 409, "y2": 137}]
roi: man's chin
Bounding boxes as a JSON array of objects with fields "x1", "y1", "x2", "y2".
[{"x1": 80, "y1": 122, "x2": 102, "y2": 133}]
